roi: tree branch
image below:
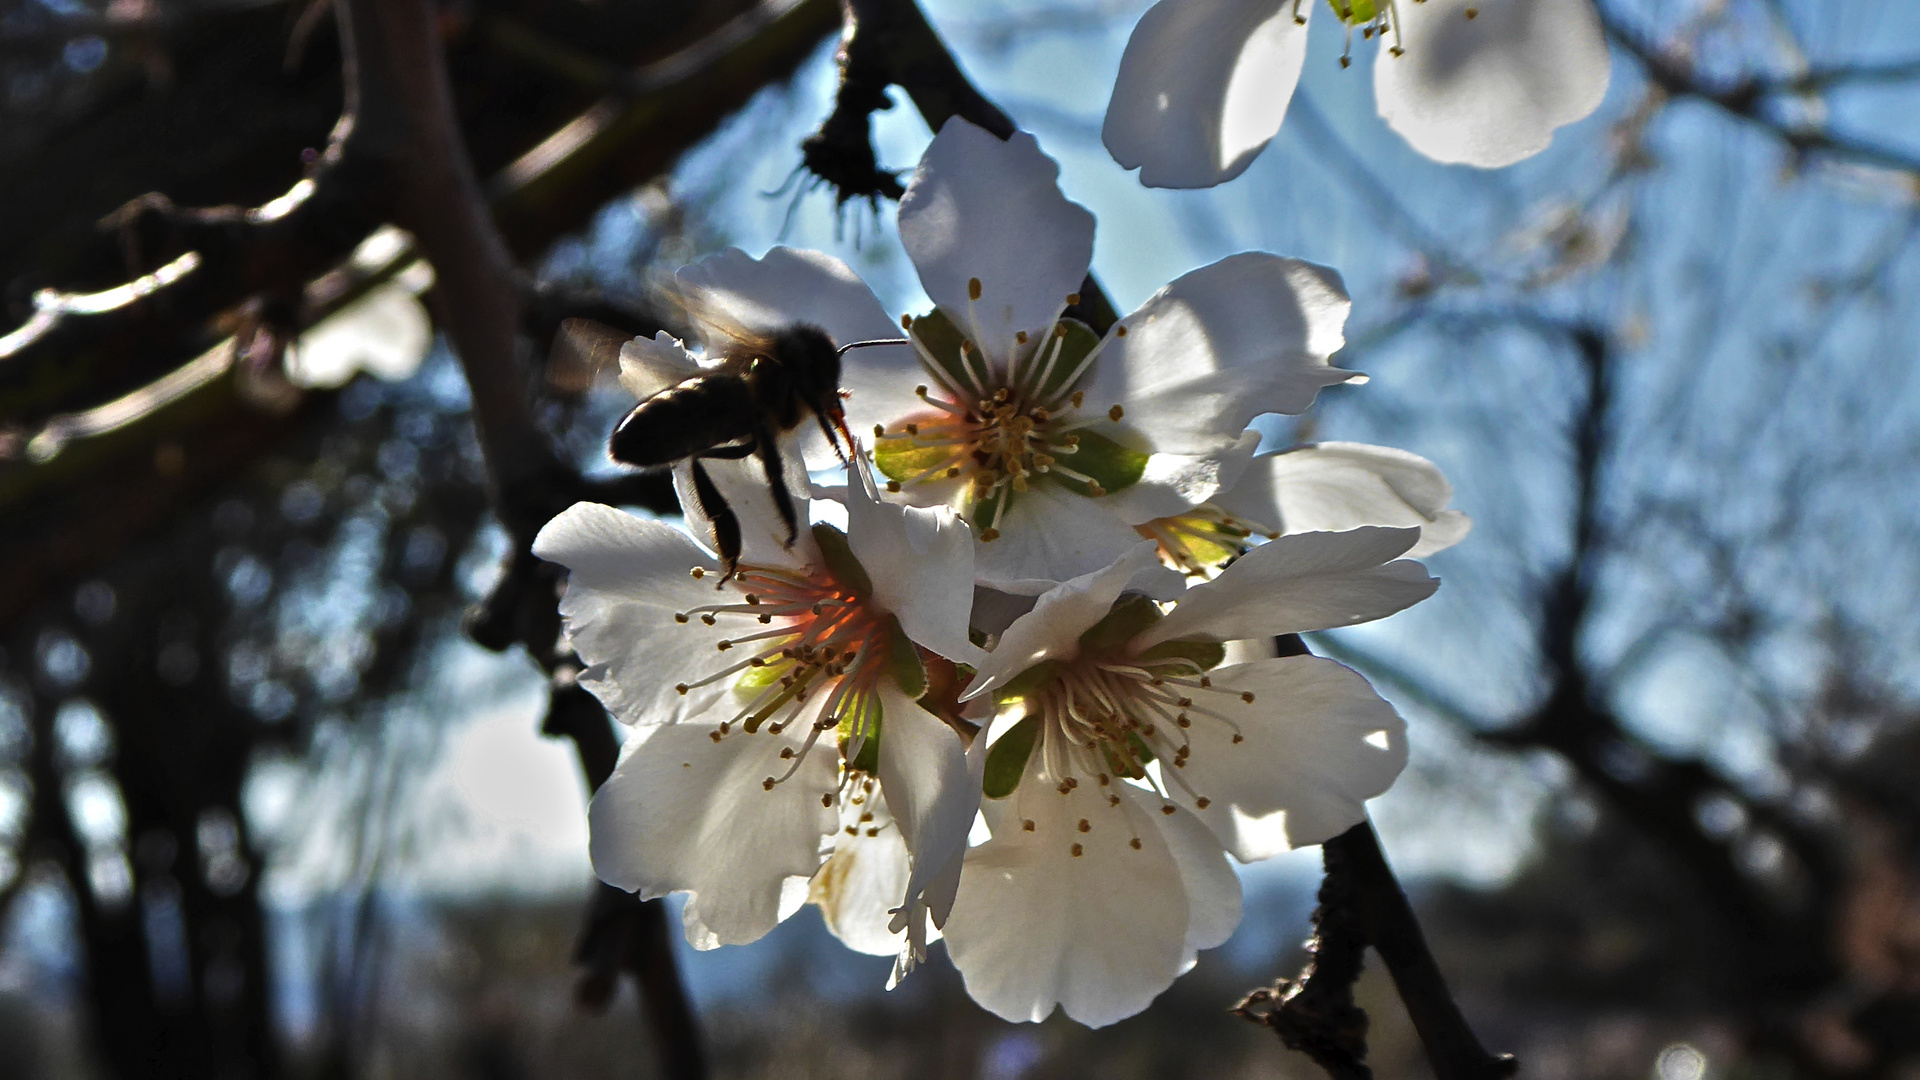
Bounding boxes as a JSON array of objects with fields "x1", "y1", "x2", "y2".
[{"x1": 332, "y1": 1, "x2": 706, "y2": 1075}]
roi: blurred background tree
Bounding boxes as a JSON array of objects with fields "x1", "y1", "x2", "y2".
[{"x1": 1, "y1": 1, "x2": 1917, "y2": 1079}]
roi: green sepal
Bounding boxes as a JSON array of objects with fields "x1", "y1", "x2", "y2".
[
  {"x1": 906, "y1": 309, "x2": 974, "y2": 398},
  {"x1": 1079, "y1": 594, "x2": 1163, "y2": 654},
  {"x1": 1326, "y1": 0, "x2": 1377, "y2": 24},
  {"x1": 992, "y1": 659, "x2": 1059, "y2": 705},
  {"x1": 884, "y1": 615, "x2": 928, "y2": 699},
  {"x1": 1030, "y1": 318, "x2": 1101, "y2": 402},
  {"x1": 1052, "y1": 428, "x2": 1148, "y2": 498},
  {"x1": 982, "y1": 716, "x2": 1040, "y2": 799},
  {"x1": 810, "y1": 523, "x2": 872, "y2": 598},
  {"x1": 1134, "y1": 639, "x2": 1227, "y2": 672},
  {"x1": 874, "y1": 434, "x2": 952, "y2": 484},
  {"x1": 731, "y1": 656, "x2": 792, "y2": 696},
  {"x1": 838, "y1": 691, "x2": 883, "y2": 775}
]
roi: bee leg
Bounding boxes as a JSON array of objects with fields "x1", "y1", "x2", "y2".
[
  {"x1": 813, "y1": 406, "x2": 854, "y2": 464},
  {"x1": 753, "y1": 427, "x2": 803, "y2": 547},
  {"x1": 689, "y1": 456, "x2": 743, "y2": 578}
]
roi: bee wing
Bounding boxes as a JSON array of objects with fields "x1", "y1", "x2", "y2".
[
  {"x1": 662, "y1": 275, "x2": 784, "y2": 362},
  {"x1": 548, "y1": 318, "x2": 629, "y2": 394},
  {"x1": 617, "y1": 330, "x2": 702, "y2": 401}
]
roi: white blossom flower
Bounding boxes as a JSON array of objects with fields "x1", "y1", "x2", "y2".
[
  {"x1": 1103, "y1": 0, "x2": 1611, "y2": 187},
  {"x1": 941, "y1": 529, "x2": 1434, "y2": 1025},
  {"x1": 1137, "y1": 440, "x2": 1471, "y2": 577},
  {"x1": 675, "y1": 118, "x2": 1361, "y2": 593},
  {"x1": 531, "y1": 461, "x2": 983, "y2": 964}
]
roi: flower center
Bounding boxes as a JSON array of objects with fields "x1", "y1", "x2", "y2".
[
  {"x1": 872, "y1": 298, "x2": 1145, "y2": 540},
  {"x1": 670, "y1": 530, "x2": 915, "y2": 791},
  {"x1": 1316, "y1": 0, "x2": 1416, "y2": 63},
  {"x1": 984, "y1": 598, "x2": 1256, "y2": 833},
  {"x1": 1136, "y1": 504, "x2": 1279, "y2": 578}
]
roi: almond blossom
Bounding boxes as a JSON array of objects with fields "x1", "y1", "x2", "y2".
[
  {"x1": 1137, "y1": 440, "x2": 1472, "y2": 578},
  {"x1": 668, "y1": 118, "x2": 1362, "y2": 594},
  {"x1": 531, "y1": 460, "x2": 982, "y2": 968},
  {"x1": 1103, "y1": 0, "x2": 1611, "y2": 187},
  {"x1": 941, "y1": 529, "x2": 1435, "y2": 1025}
]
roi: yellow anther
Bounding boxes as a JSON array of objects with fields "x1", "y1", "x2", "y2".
[
  {"x1": 1077, "y1": 819, "x2": 1091, "y2": 833},
  {"x1": 968, "y1": 277, "x2": 983, "y2": 301},
  {"x1": 1108, "y1": 404, "x2": 1125, "y2": 422},
  {"x1": 691, "y1": 567, "x2": 706, "y2": 579},
  {"x1": 1070, "y1": 843, "x2": 1084, "y2": 857},
  {"x1": 1022, "y1": 819, "x2": 1036, "y2": 831}
]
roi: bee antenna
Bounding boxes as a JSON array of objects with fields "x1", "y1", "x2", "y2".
[{"x1": 836, "y1": 338, "x2": 912, "y2": 357}]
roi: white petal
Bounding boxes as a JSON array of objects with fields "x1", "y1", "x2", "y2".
[
  {"x1": 533, "y1": 504, "x2": 736, "y2": 726},
  {"x1": 846, "y1": 459, "x2": 981, "y2": 665},
  {"x1": 812, "y1": 793, "x2": 915, "y2": 957},
  {"x1": 1102, "y1": 430, "x2": 1261, "y2": 525},
  {"x1": 1157, "y1": 803, "x2": 1242, "y2": 956},
  {"x1": 669, "y1": 434, "x2": 821, "y2": 570},
  {"x1": 972, "y1": 483, "x2": 1156, "y2": 593},
  {"x1": 1134, "y1": 527, "x2": 1436, "y2": 648},
  {"x1": 899, "y1": 119, "x2": 1096, "y2": 363},
  {"x1": 1103, "y1": 0, "x2": 1310, "y2": 189},
  {"x1": 617, "y1": 331, "x2": 701, "y2": 402},
  {"x1": 1375, "y1": 0, "x2": 1610, "y2": 168},
  {"x1": 943, "y1": 754, "x2": 1190, "y2": 1026},
  {"x1": 675, "y1": 246, "x2": 908, "y2": 358},
  {"x1": 1170, "y1": 656, "x2": 1406, "y2": 857},
  {"x1": 965, "y1": 543, "x2": 1162, "y2": 702},
  {"x1": 589, "y1": 723, "x2": 839, "y2": 949},
  {"x1": 1082, "y1": 255, "x2": 1360, "y2": 454},
  {"x1": 1216, "y1": 442, "x2": 1472, "y2": 558},
  {"x1": 878, "y1": 684, "x2": 982, "y2": 931}
]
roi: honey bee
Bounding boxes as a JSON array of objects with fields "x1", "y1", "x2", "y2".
[{"x1": 605, "y1": 319, "x2": 905, "y2": 572}]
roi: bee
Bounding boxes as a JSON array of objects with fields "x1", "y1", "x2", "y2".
[{"x1": 605, "y1": 319, "x2": 905, "y2": 572}]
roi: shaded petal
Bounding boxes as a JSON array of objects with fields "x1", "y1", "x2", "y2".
[
  {"x1": 944, "y1": 752, "x2": 1190, "y2": 1026},
  {"x1": 1103, "y1": 0, "x2": 1310, "y2": 189},
  {"x1": 899, "y1": 119, "x2": 1096, "y2": 363},
  {"x1": 1158, "y1": 803, "x2": 1242, "y2": 956},
  {"x1": 1082, "y1": 255, "x2": 1359, "y2": 454},
  {"x1": 966, "y1": 543, "x2": 1163, "y2": 702},
  {"x1": 533, "y1": 504, "x2": 735, "y2": 726},
  {"x1": 1170, "y1": 656, "x2": 1406, "y2": 856},
  {"x1": 1133, "y1": 527, "x2": 1435, "y2": 648},
  {"x1": 812, "y1": 792, "x2": 914, "y2": 957},
  {"x1": 973, "y1": 483, "x2": 1158, "y2": 593},
  {"x1": 1215, "y1": 441, "x2": 1472, "y2": 558},
  {"x1": 878, "y1": 684, "x2": 981, "y2": 931},
  {"x1": 670, "y1": 433, "x2": 821, "y2": 571},
  {"x1": 589, "y1": 723, "x2": 839, "y2": 949},
  {"x1": 1376, "y1": 0, "x2": 1610, "y2": 168},
  {"x1": 1103, "y1": 430, "x2": 1261, "y2": 525},
  {"x1": 847, "y1": 458, "x2": 981, "y2": 665},
  {"x1": 617, "y1": 331, "x2": 701, "y2": 401}
]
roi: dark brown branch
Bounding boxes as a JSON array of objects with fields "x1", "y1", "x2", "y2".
[
  {"x1": 332, "y1": 2, "x2": 707, "y2": 1076},
  {"x1": 1235, "y1": 838, "x2": 1372, "y2": 1080},
  {"x1": 1335, "y1": 822, "x2": 1517, "y2": 1080}
]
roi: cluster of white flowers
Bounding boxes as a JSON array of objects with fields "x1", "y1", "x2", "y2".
[{"x1": 534, "y1": 120, "x2": 1475, "y2": 1026}]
